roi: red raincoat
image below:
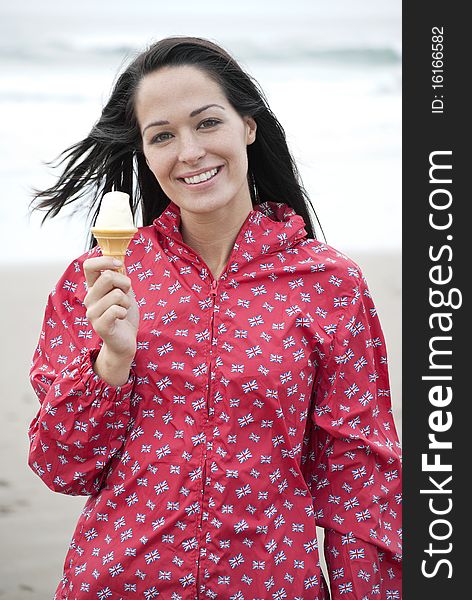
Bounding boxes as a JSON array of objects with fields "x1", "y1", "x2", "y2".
[{"x1": 28, "y1": 200, "x2": 402, "y2": 599}]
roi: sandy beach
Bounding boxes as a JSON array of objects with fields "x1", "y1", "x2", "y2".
[{"x1": 0, "y1": 252, "x2": 401, "y2": 599}]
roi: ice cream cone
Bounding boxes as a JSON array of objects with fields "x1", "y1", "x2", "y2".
[{"x1": 91, "y1": 228, "x2": 138, "y2": 274}]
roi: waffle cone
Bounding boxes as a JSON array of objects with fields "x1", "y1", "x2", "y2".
[{"x1": 91, "y1": 228, "x2": 138, "y2": 274}]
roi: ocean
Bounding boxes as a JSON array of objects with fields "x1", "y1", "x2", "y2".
[{"x1": 0, "y1": 0, "x2": 401, "y2": 263}]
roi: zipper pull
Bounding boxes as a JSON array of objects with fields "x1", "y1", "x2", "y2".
[{"x1": 210, "y1": 279, "x2": 218, "y2": 296}]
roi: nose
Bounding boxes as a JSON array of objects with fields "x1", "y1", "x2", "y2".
[{"x1": 177, "y1": 131, "x2": 206, "y2": 165}]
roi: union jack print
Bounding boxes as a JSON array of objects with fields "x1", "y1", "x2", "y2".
[{"x1": 28, "y1": 200, "x2": 402, "y2": 599}]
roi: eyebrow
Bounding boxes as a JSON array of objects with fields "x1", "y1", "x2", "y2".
[{"x1": 142, "y1": 104, "x2": 225, "y2": 135}]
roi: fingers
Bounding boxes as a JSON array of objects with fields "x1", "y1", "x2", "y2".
[
  {"x1": 84, "y1": 261, "x2": 133, "y2": 309},
  {"x1": 82, "y1": 257, "x2": 139, "y2": 352},
  {"x1": 83, "y1": 257, "x2": 125, "y2": 289},
  {"x1": 92, "y1": 305, "x2": 129, "y2": 339},
  {"x1": 85, "y1": 287, "x2": 131, "y2": 323}
]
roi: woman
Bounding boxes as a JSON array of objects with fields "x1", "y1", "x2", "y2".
[{"x1": 28, "y1": 37, "x2": 402, "y2": 599}]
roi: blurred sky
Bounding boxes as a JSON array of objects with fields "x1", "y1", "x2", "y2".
[
  {"x1": 0, "y1": 0, "x2": 401, "y2": 263},
  {"x1": 0, "y1": 0, "x2": 401, "y2": 46}
]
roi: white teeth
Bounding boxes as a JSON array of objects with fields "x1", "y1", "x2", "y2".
[{"x1": 183, "y1": 168, "x2": 218, "y2": 185}]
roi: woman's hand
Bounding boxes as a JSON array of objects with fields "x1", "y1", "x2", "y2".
[{"x1": 83, "y1": 257, "x2": 139, "y2": 386}]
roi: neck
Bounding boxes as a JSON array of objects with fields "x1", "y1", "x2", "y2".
[{"x1": 179, "y1": 198, "x2": 253, "y2": 280}]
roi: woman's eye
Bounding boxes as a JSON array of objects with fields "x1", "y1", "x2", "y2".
[
  {"x1": 199, "y1": 118, "x2": 221, "y2": 129},
  {"x1": 150, "y1": 132, "x2": 173, "y2": 144}
]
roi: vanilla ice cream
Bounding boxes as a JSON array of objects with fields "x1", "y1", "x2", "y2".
[{"x1": 94, "y1": 191, "x2": 135, "y2": 230}]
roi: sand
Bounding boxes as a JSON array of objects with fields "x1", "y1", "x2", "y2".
[{"x1": 0, "y1": 253, "x2": 401, "y2": 599}]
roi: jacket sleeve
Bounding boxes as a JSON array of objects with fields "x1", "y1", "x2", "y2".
[
  {"x1": 304, "y1": 270, "x2": 402, "y2": 599},
  {"x1": 27, "y1": 257, "x2": 135, "y2": 496}
]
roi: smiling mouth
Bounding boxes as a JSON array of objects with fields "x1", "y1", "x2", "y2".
[{"x1": 179, "y1": 166, "x2": 222, "y2": 185}]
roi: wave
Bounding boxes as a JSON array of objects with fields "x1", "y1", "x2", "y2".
[{"x1": 0, "y1": 39, "x2": 401, "y2": 65}]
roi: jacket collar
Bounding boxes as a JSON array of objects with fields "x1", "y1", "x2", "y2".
[{"x1": 153, "y1": 200, "x2": 308, "y2": 265}]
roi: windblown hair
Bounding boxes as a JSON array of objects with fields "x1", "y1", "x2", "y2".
[{"x1": 31, "y1": 36, "x2": 322, "y2": 248}]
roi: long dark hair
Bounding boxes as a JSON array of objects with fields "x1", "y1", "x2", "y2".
[{"x1": 31, "y1": 36, "x2": 323, "y2": 248}]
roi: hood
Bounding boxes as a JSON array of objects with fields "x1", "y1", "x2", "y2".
[{"x1": 153, "y1": 200, "x2": 308, "y2": 266}]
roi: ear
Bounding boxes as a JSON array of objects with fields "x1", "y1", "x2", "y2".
[{"x1": 245, "y1": 117, "x2": 257, "y2": 145}]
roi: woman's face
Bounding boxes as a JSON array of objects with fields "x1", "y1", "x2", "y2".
[{"x1": 135, "y1": 65, "x2": 257, "y2": 216}]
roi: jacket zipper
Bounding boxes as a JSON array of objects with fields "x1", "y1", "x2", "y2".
[{"x1": 196, "y1": 277, "x2": 218, "y2": 597}]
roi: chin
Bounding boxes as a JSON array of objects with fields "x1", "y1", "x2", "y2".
[{"x1": 178, "y1": 195, "x2": 234, "y2": 214}]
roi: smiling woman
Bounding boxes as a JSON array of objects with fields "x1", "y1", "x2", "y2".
[
  {"x1": 27, "y1": 36, "x2": 402, "y2": 599},
  {"x1": 136, "y1": 68, "x2": 255, "y2": 259},
  {"x1": 135, "y1": 66, "x2": 257, "y2": 276},
  {"x1": 30, "y1": 37, "x2": 318, "y2": 249}
]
